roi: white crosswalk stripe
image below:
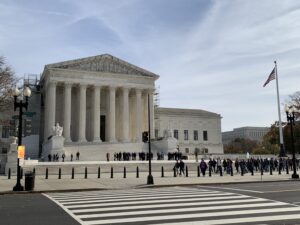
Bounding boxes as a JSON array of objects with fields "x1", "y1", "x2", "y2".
[{"x1": 44, "y1": 186, "x2": 300, "y2": 225}]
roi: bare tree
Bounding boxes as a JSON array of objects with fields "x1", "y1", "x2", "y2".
[
  {"x1": 286, "y1": 91, "x2": 300, "y2": 120},
  {"x1": 0, "y1": 56, "x2": 17, "y2": 111}
]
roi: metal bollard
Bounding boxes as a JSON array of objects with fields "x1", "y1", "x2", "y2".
[
  {"x1": 161, "y1": 166, "x2": 164, "y2": 177},
  {"x1": 209, "y1": 166, "x2": 212, "y2": 177},
  {"x1": 98, "y1": 167, "x2": 100, "y2": 179},
  {"x1": 8, "y1": 168, "x2": 11, "y2": 179},
  {"x1": 111, "y1": 167, "x2": 113, "y2": 178},
  {"x1": 45, "y1": 168, "x2": 48, "y2": 179},
  {"x1": 20, "y1": 168, "x2": 23, "y2": 179},
  {"x1": 84, "y1": 167, "x2": 87, "y2": 179},
  {"x1": 123, "y1": 167, "x2": 126, "y2": 178},
  {"x1": 261, "y1": 168, "x2": 263, "y2": 176},
  {"x1": 186, "y1": 166, "x2": 188, "y2": 177},
  {"x1": 286, "y1": 165, "x2": 289, "y2": 175},
  {"x1": 58, "y1": 168, "x2": 61, "y2": 179},
  {"x1": 270, "y1": 166, "x2": 273, "y2": 175},
  {"x1": 173, "y1": 167, "x2": 177, "y2": 177},
  {"x1": 197, "y1": 166, "x2": 200, "y2": 177},
  {"x1": 136, "y1": 166, "x2": 139, "y2": 178},
  {"x1": 71, "y1": 167, "x2": 74, "y2": 179}
]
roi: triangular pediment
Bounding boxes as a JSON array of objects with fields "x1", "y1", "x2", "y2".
[{"x1": 45, "y1": 54, "x2": 159, "y2": 78}]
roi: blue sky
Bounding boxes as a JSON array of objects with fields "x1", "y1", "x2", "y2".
[{"x1": 1, "y1": 0, "x2": 300, "y2": 131}]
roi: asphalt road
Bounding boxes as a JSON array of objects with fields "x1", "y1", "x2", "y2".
[{"x1": 1, "y1": 180, "x2": 300, "y2": 225}]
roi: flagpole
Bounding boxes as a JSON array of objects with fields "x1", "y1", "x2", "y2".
[{"x1": 274, "y1": 61, "x2": 285, "y2": 157}]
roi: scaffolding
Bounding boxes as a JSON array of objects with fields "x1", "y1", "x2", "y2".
[{"x1": 154, "y1": 85, "x2": 160, "y2": 138}]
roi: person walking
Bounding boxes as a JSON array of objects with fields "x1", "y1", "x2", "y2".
[
  {"x1": 76, "y1": 151, "x2": 80, "y2": 160},
  {"x1": 179, "y1": 159, "x2": 185, "y2": 176},
  {"x1": 200, "y1": 159, "x2": 207, "y2": 176},
  {"x1": 70, "y1": 153, "x2": 73, "y2": 161}
]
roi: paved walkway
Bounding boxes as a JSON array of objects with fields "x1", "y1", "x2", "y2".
[{"x1": 0, "y1": 168, "x2": 297, "y2": 194}]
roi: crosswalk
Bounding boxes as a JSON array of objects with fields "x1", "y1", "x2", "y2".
[{"x1": 44, "y1": 187, "x2": 300, "y2": 225}]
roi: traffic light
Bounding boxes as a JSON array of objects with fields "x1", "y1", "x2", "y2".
[
  {"x1": 24, "y1": 119, "x2": 32, "y2": 136},
  {"x1": 142, "y1": 131, "x2": 149, "y2": 143}
]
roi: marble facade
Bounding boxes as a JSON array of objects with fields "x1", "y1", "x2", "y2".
[{"x1": 40, "y1": 54, "x2": 158, "y2": 159}]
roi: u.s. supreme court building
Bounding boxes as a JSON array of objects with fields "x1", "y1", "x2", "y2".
[{"x1": 23, "y1": 54, "x2": 223, "y2": 161}]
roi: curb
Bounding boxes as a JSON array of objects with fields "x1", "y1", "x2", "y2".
[{"x1": 1, "y1": 178, "x2": 299, "y2": 195}]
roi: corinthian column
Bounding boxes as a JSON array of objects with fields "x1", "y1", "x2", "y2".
[
  {"x1": 108, "y1": 86, "x2": 116, "y2": 142},
  {"x1": 63, "y1": 83, "x2": 72, "y2": 142},
  {"x1": 78, "y1": 84, "x2": 87, "y2": 143},
  {"x1": 44, "y1": 81, "x2": 56, "y2": 141},
  {"x1": 135, "y1": 88, "x2": 142, "y2": 142},
  {"x1": 92, "y1": 86, "x2": 101, "y2": 142},
  {"x1": 122, "y1": 87, "x2": 129, "y2": 142}
]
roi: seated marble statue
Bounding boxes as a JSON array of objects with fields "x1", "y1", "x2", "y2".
[
  {"x1": 52, "y1": 123, "x2": 63, "y2": 136},
  {"x1": 163, "y1": 129, "x2": 173, "y2": 139}
]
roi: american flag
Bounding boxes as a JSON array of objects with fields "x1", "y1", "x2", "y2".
[{"x1": 263, "y1": 67, "x2": 276, "y2": 87}]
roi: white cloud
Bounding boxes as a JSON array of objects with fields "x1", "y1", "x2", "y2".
[{"x1": 0, "y1": 0, "x2": 299, "y2": 131}]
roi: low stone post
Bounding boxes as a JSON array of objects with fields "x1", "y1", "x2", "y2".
[
  {"x1": 197, "y1": 166, "x2": 200, "y2": 177},
  {"x1": 8, "y1": 168, "x2": 11, "y2": 179},
  {"x1": 71, "y1": 167, "x2": 74, "y2": 179},
  {"x1": 136, "y1": 166, "x2": 139, "y2": 178},
  {"x1": 123, "y1": 167, "x2": 126, "y2": 178},
  {"x1": 84, "y1": 167, "x2": 87, "y2": 179},
  {"x1": 111, "y1": 167, "x2": 113, "y2": 178},
  {"x1": 45, "y1": 168, "x2": 48, "y2": 179},
  {"x1": 98, "y1": 167, "x2": 100, "y2": 179},
  {"x1": 58, "y1": 168, "x2": 61, "y2": 179},
  {"x1": 186, "y1": 166, "x2": 188, "y2": 177},
  {"x1": 161, "y1": 166, "x2": 164, "y2": 177}
]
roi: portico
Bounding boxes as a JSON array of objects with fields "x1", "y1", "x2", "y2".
[{"x1": 41, "y1": 54, "x2": 158, "y2": 157}]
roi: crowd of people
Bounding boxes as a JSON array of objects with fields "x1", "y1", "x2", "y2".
[
  {"x1": 47, "y1": 151, "x2": 80, "y2": 162},
  {"x1": 173, "y1": 157, "x2": 300, "y2": 177},
  {"x1": 113, "y1": 152, "x2": 185, "y2": 161}
]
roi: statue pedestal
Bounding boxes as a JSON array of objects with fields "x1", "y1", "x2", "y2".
[
  {"x1": 5, "y1": 142, "x2": 18, "y2": 175},
  {"x1": 42, "y1": 136, "x2": 65, "y2": 160}
]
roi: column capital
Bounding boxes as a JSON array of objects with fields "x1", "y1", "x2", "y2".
[{"x1": 64, "y1": 82, "x2": 73, "y2": 88}]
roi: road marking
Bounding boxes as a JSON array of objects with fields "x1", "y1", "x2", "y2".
[
  {"x1": 155, "y1": 214, "x2": 300, "y2": 225},
  {"x1": 82, "y1": 207, "x2": 300, "y2": 225},
  {"x1": 45, "y1": 186, "x2": 300, "y2": 225},
  {"x1": 198, "y1": 185, "x2": 264, "y2": 193},
  {"x1": 62, "y1": 192, "x2": 234, "y2": 205},
  {"x1": 77, "y1": 202, "x2": 288, "y2": 219},
  {"x1": 56, "y1": 191, "x2": 221, "y2": 202},
  {"x1": 67, "y1": 194, "x2": 249, "y2": 209},
  {"x1": 264, "y1": 189, "x2": 300, "y2": 193},
  {"x1": 71, "y1": 198, "x2": 268, "y2": 213}
]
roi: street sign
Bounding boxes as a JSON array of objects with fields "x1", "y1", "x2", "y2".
[
  {"x1": 18, "y1": 146, "x2": 25, "y2": 159},
  {"x1": 24, "y1": 112, "x2": 36, "y2": 117}
]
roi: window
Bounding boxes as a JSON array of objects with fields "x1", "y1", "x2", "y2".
[
  {"x1": 194, "y1": 130, "x2": 198, "y2": 141},
  {"x1": 184, "y1": 130, "x2": 188, "y2": 140},
  {"x1": 2, "y1": 126, "x2": 10, "y2": 138},
  {"x1": 174, "y1": 129, "x2": 178, "y2": 139},
  {"x1": 2, "y1": 148, "x2": 7, "y2": 154},
  {"x1": 185, "y1": 148, "x2": 189, "y2": 154},
  {"x1": 203, "y1": 130, "x2": 208, "y2": 141},
  {"x1": 155, "y1": 129, "x2": 158, "y2": 138}
]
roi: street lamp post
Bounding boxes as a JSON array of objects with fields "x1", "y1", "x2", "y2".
[
  {"x1": 12, "y1": 85, "x2": 31, "y2": 191},
  {"x1": 285, "y1": 105, "x2": 299, "y2": 179},
  {"x1": 147, "y1": 93, "x2": 154, "y2": 185}
]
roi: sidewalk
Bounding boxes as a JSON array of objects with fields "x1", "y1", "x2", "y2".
[{"x1": 0, "y1": 170, "x2": 297, "y2": 194}]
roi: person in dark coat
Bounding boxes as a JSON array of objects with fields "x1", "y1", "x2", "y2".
[
  {"x1": 76, "y1": 151, "x2": 80, "y2": 160},
  {"x1": 179, "y1": 160, "x2": 185, "y2": 176},
  {"x1": 200, "y1": 159, "x2": 207, "y2": 176}
]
